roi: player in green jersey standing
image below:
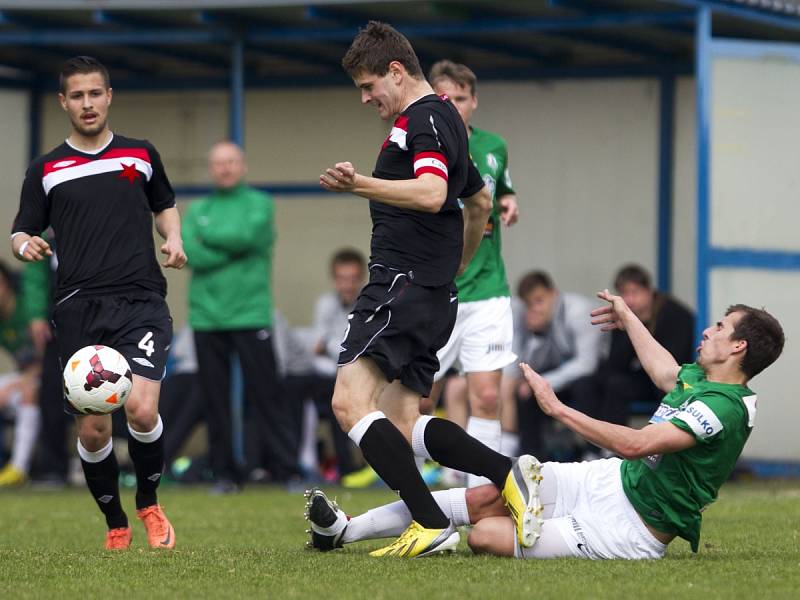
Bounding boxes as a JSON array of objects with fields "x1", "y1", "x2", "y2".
[
  {"x1": 305, "y1": 290, "x2": 784, "y2": 559},
  {"x1": 427, "y1": 61, "x2": 519, "y2": 485}
]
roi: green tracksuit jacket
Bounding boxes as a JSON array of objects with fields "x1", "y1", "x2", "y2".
[{"x1": 182, "y1": 183, "x2": 275, "y2": 331}]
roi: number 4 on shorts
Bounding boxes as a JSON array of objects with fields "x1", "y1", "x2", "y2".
[{"x1": 138, "y1": 331, "x2": 155, "y2": 357}]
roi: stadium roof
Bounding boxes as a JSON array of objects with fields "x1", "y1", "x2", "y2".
[{"x1": 0, "y1": 0, "x2": 799, "y2": 89}]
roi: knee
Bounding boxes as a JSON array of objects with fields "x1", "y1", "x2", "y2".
[
  {"x1": 77, "y1": 418, "x2": 111, "y2": 450},
  {"x1": 467, "y1": 521, "x2": 494, "y2": 555},
  {"x1": 331, "y1": 389, "x2": 357, "y2": 431},
  {"x1": 472, "y1": 387, "x2": 500, "y2": 418},
  {"x1": 465, "y1": 484, "x2": 503, "y2": 520},
  {"x1": 126, "y1": 401, "x2": 159, "y2": 432}
]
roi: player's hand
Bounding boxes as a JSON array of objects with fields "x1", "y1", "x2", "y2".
[
  {"x1": 161, "y1": 236, "x2": 187, "y2": 269},
  {"x1": 320, "y1": 162, "x2": 357, "y2": 193},
  {"x1": 28, "y1": 319, "x2": 51, "y2": 356},
  {"x1": 498, "y1": 195, "x2": 519, "y2": 226},
  {"x1": 15, "y1": 236, "x2": 52, "y2": 262},
  {"x1": 519, "y1": 363, "x2": 563, "y2": 417},
  {"x1": 591, "y1": 289, "x2": 630, "y2": 332}
]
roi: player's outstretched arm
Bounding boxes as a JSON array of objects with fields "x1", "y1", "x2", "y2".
[
  {"x1": 154, "y1": 206, "x2": 187, "y2": 269},
  {"x1": 458, "y1": 186, "x2": 492, "y2": 275},
  {"x1": 591, "y1": 289, "x2": 680, "y2": 393},
  {"x1": 10, "y1": 233, "x2": 51, "y2": 263},
  {"x1": 519, "y1": 363, "x2": 695, "y2": 459},
  {"x1": 319, "y1": 161, "x2": 447, "y2": 212}
]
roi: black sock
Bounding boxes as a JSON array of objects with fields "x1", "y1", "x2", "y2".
[
  {"x1": 423, "y1": 417, "x2": 512, "y2": 489},
  {"x1": 359, "y1": 418, "x2": 449, "y2": 529},
  {"x1": 127, "y1": 429, "x2": 165, "y2": 510},
  {"x1": 81, "y1": 451, "x2": 128, "y2": 530}
]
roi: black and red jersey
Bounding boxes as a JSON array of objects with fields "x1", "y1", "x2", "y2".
[
  {"x1": 12, "y1": 133, "x2": 175, "y2": 301},
  {"x1": 370, "y1": 94, "x2": 484, "y2": 287}
]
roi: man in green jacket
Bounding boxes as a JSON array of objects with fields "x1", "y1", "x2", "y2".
[{"x1": 183, "y1": 141, "x2": 296, "y2": 493}]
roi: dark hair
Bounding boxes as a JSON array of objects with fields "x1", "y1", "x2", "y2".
[
  {"x1": 59, "y1": 56, "x2": 110, "y2": 94},
  {"x1": 517, "y1": 270, "x2": 554, "y2": 299},
  {"x1": 428, "y1": 60, "x2": 477, "y2": 96},
  {"x1": 725, "y1": 304, "x2": 784, "y2": 379},
  {"x1": 342, "y1": 21, "x2": 423, "y2": 79},
  {"x1": 330, "y1": 248, "x2": 366, "y2": 274},
  {"x1": 614, "y1": 264, "x2": 652, "y2": 291}
]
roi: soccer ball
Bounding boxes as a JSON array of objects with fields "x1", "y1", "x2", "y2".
[{"x1": 63, "y1": 345, "x2": 133, "y2": 415}]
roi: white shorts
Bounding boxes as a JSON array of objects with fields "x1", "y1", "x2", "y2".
[
  {"x1": 433, "y1": 296, "x2": 516, "y2": 380},
  {"x1": 517, "y1": 458, "x2": 667, "y2": 560}
]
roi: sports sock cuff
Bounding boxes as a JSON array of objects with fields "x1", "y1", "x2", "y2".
[
  {"x1": 127, "y1": 415, "x2": 163, "y2": 444},
  {"x1": 448, "y1": 487, "x2": 471, "y2": 527},
  {"x1": 466, "y1": 416, "x2": 502, "y2": 451},
  {"x1": 411, "y1": 415, "x2": 434, "y2": 460},
  {"x1": 77, "y1": 438, "x2": 113, "y2": 463},
  {"x1": 348, "y1": 411, "x2": 386, "y2": 446}
]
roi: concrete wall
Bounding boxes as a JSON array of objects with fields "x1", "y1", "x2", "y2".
[{"x1": 5, "y1": 75, "x2": 791, "y2": 460}]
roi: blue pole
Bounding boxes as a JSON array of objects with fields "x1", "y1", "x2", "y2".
[
  {"x1": 695, "y1": 7, "x2": 712, "y2": 344},
  {"x1": 230, "y1": 36, "x2": 244, "y2": 147},
  {"x1": 657, "y1": 74, "x2": 675, "y2": 293}
]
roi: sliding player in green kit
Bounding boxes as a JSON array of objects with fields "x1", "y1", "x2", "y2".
[{"x1": 307, "y1": 290, "x2": 784, "y2": 559}]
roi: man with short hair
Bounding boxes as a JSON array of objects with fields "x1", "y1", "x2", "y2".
[
  {"x1": 425, "y1": 60, "x2": 519, "y2": 484},
  {"x1": 314, "y1": 21, "x2": 535, "y2": 557},
  {"x1": 306, "y1": 292, "x2": 784, "y2": 560},
  {"x1": 597, "y1": 264, "x2": 695, "y2": 425},
  {"x1": 11, "y1": 56, "x2": 186, "y2": 550},
  {"x1": 183, "y1": 141, "x2": 297, "y2": 493},
  {"x1": 504, "y1": 271, "x2": 602, "y2": 459}
]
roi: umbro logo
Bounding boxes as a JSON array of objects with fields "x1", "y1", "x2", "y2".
[
  {"x1": 147, "y1": 473, "x2": 162, "y2": 482},
  {"x1": 98, "y1": 495, "x2": 114, "y2": 504},
  {"x1": 132, "y1": 357, "x2": 155, "y2": 368}
]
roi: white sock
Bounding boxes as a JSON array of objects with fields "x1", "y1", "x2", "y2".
[
  {"x1": 465, "y1": 417, "x2": 501, "y2": 488},
  {"x1": 299, "y1": 400, "x2": 318, "y2": 473},
  {"x1": 348, "y1": 411, "x2": 386, "y2": 446},
  {"x1": 342, "y1": 487, "x2": 469, "y2": 543},
  {"x1": 77, "y1": 438, "x2": 113, "y2": 463},
  {"x1": 11, "y1": 404, "x2": 40, "y2": 474},
  {"x1": 501, "y1": 431, "x2": 519, "y2": 457},
  {"x1": 127, "y1": 415, "x2": 163, "y2": 443}
]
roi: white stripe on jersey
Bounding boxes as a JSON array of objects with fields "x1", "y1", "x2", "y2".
[
  {"x1": 42, "y1": 157, "x2": 153, "y2": 195},
  {"x1": 413, "y1": 156, "x2": 448, "y2": 178},
  {"x1": 388, "y1": 126, "x2": 408, "y2": 150}
]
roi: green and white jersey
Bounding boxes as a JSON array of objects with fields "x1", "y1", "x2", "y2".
[
  {"x1": 621, "y1": 363, "x2": 756, "y2": 552},
  {"x1": 455, "y1": 126, "x2": 514, "y2": 303}
]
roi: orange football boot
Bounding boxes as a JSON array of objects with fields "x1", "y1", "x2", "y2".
[
  {"x1": 105, "y1": 527, "x2": 132, "y2": 550},
  {"x1": 136, "y1": 505, "x2": 176, "y2": 549}
]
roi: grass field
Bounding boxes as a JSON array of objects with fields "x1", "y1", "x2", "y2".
[{"x1": 1, "y1": 480, "x2": 799, "y2": 599}]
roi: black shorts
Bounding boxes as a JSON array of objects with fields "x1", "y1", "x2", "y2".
[
  {"x1": 52, "y1": 290, "x2": 173, "y2": 414},
  {"x1": 337, "y1": 264, "x2": 457, "y2": 396}
]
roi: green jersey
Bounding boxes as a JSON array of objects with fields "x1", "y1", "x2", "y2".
[
  {"x1": 1, "y1": 271, "x2": 39, "y2": 370},
  {"x1": 621, "y1": 363, "x2": 756, "y2": 552},
  {"x1": 455, "y1": 126, "x2": 514, "y2": 303}
]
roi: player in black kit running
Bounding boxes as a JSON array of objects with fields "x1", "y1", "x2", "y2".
[
  {"x1": 11, "y1": 56, "x2": 185, "y2": 551},
  {"x1": 313, "y1": 22, "x2": 537, "y2": 558}
]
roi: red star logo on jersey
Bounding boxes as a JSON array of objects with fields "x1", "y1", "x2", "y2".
[{"x1": 118, "y1": 162, "x2": 140, "y2": 184}]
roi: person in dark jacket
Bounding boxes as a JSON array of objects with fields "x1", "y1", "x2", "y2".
[{"x1": 183, "y1": 141, "x2": 297, "y2": 493}]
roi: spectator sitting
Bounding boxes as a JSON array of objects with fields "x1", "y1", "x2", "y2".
[
  {"x1": 501, "y1": 270, "x2": 602, "y2": 460},
  {"x1": 595, "y1": 264, "x2": 695, "y2": 425},
  {"x1": 0, "y1": 260, "x2": 42, "y2": 487}
]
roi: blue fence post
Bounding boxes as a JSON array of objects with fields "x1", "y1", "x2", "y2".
[
  {"x1": 657, "y1": 74, "x2": 675, "y2": 293},
  {"x1": 695, "y1": 6, "x2": 712, "y2": 344},
  {"x1": 230, "y1": 35, "x2": 245, "y2": 147}
]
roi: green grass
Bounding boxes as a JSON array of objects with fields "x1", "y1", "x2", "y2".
[{"x1": 1, "y1": 481, "x2": 799, "y2": 599}]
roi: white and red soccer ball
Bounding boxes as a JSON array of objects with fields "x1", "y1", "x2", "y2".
[{"x1": 63, "y1": 345, "x2": 133, "y2": 415}]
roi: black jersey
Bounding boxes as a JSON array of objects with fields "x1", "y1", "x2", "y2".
[
  {"x1": 12, "y1": 134, "x2": 175, "y2": 301},
  {"x1": 370, "y1": 94, "x2": 484, "y2": 287}
]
